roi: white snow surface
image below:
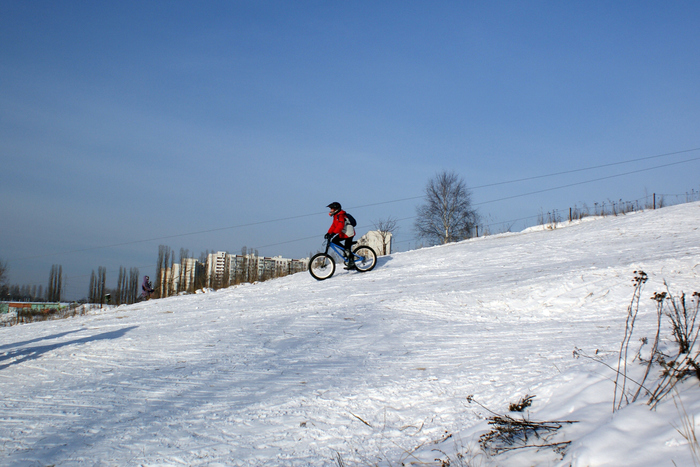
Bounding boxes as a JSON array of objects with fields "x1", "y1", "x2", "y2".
[{"x1": 2, "y1": 202, "x2": 700, "y2": 466}]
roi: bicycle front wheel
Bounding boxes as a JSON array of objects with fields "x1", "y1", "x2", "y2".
[
  {"x1": 309, "y1": 253, "x2": 335, "y2": 280},
  {"x1": 352, "y1": 245, "x2": 377, "y2": 272}
]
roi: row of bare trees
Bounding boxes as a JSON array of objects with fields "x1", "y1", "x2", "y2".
[
  {"x1": 0, "y1": 259, "x2": 44, "y2": 302},
  {"x1": 46, "y1": 264, "x2": 63, "y2": 302},
  {"x1": 116, "y1": 267, "x2": 141, "y2": 304},
  {"x1": 88, "y1": 267, "x2": 106, "y2": 304},
  {"x1": 0, "y1": 261, "x2": 63, "y2": 303},
  {"x1": 86, "y1": 265, "x2": 140, "y2": 305},
  {"x1": 0, "y1": 284, "x2": 44, "y2": 302}
]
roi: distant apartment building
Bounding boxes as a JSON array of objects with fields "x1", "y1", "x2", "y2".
[
  {"x1": 205, "y1": 251, "x2": 228, "y2": 288},
  {"x1": 204, "y1": 252, "x2": 308, "y2": 289}
]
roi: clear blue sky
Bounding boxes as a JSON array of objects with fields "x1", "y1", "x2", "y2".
[{"x1": 2, "y1": 1, "x2": 699, "y2": 300}]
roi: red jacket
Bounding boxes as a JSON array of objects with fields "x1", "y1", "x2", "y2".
[{"x1": 328, "y1": 210, "x2": 351, "y2": 239}]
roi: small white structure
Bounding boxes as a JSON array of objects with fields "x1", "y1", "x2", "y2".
[{"x1": 358, "y1": 230, "x2": 392, "y2": 256}]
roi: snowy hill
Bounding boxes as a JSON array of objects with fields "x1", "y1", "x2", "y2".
[{"x1": 1, "y1": 202, "x2": 700, "y2": 466}]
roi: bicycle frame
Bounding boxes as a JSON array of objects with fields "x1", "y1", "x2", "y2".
[
  {"x1": 309, "y1": 236, "x2": 376, "y2": 280},
  {"x1": 325, "y1": 237, "x2": 365, "y2": 262}
]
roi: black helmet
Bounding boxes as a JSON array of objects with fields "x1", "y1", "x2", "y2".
[{"x1": 327, "y1": 202, "x2": 341, "y2": 211}]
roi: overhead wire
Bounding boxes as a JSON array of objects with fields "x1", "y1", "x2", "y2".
[
  {"x1": 11, "y1": 149, "x2": 700, "y2": 296},
  {"x1": 9, "y1": 147, "x2": 700, "y2": 263},
  {"x1": 471, "y1": 155, "x2": 700, "y2": 207},
  {"x1": 251, "y1": 154, "x2": 700, "y2": 250},
  {"x1": 334, "y1": 147, "x2": 700, "y2": 210}
]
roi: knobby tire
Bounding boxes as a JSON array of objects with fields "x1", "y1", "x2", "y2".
[
  {"x1": 352, "y1": 245, "x2": 377, "y2": 272},
  {"x1": 309, "y1": 253, "x2": 335, "y2": 280}
]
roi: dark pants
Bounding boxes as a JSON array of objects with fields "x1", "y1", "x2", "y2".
[{"x1": 331, "y1": 235, "x2": 354, "y2": 256}]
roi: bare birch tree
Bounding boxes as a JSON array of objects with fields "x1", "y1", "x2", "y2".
[{"x1": 414, "y1": 171, "x2": 478, "y2": 245}]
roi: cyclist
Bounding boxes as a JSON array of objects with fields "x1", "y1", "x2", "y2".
[{"x1": 324, "y1": 202, "x2": 356, "y2": 270}]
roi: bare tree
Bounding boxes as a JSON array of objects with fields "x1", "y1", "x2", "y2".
[
  {"x1": 114, "y1": 266, "x2": 138, "y2": 305},
  {"x1": 178, "y1": 248, "x2": 190, "y2": 294},
  {"x1": 414, "y1": 171, "x2": 478, "y2": 245},
  {"x1": 117, "y1": 266, "x2": 126, "y2": 305},
  {"x1": 95, "y1": 267, "x2": 105, "y2": 304},
  {"x1": 155, "y1": 245, "x2": 171, "y2": 298},
  {"x1": 128, "y1": 267, "x2": 139, "y2": 304},
  {"x1": 47, "y1": 264, "x2": 63, "y2": 302},
  {"x1": 87, "y1": 267, "x2": 105, "y2": 304},
  {"x1": 89, "y1": 270, "x2": 96, "y2": 303},
  {"x1": 98, "y1": 266, "x2": 106, "y2": 306},
  {"x1": 167, "y1": 253, "x2": 175, "y2": 296},
  {"x1": 373, "y1": 217, "x2": 398, "y2": 255},
  {"x1": 221, "y1": 252, "x2": 231, "y2": 289},
  {"x1": 0, "y1": 260, "x2": 9, "y2": 301},
  {"x1": 0, "y1": 259, "x2": 7, "y2": 287}
]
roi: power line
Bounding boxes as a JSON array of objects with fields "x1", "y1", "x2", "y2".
[
  {"x1": 260, "y1": 156, "x2": 699, "y2": 251},
  {"x1": 339, "y1": 147, "x2": 700, "y2": 210},
  {"x1": 469, "y1": 147, "x2": 700, "y2": 190},
  {"x1": 343, "y1": 155, "x2": 700, "y2": 228},
  {"x1": 39, "y1": 173, "x2": 700, "y2": 297},
  {"x1": 12, "y1": 213, "x2": 325, "y2": 262},
  {"x1": 472, "y1": 155, "x2": 700, "y2": 207},
  {"x1": 10, "y1": 147, "x2": 700, "y2": 262}
]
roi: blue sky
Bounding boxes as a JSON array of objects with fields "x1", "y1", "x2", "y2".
[{"x1": 1, "y1": 1, "x2": 699, "y2": 300}]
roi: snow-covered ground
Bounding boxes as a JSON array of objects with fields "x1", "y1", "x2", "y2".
[{"x1": 1, "y1": 202, "x2": 699, "y2": 466}]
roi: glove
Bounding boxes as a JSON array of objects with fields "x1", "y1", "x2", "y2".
[{"x1": 324, "y1": 233, "x2": 332, "y2": 240}]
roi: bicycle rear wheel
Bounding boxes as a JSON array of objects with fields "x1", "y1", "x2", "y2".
[
  {"x1": 352, "y1": 245, "x2": 377, "y2": 272},
  {"x1": 309, "y1": 253, "x2": 335, "y2": 280}
]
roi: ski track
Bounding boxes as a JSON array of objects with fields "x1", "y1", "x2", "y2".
[{"x1": 1, "y1": 203, "x2": 699, "y2": 465}]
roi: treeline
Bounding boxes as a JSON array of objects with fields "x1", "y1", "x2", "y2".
[
  {"x1": 0, "y1": 284, "x2": 45, "y2": 302},
  {"x1": 0, "y1": 263, "x2": 62, "y2": 302},
  {"x1": 87, "y1": 266, "x2": 140, "y2": 305}
]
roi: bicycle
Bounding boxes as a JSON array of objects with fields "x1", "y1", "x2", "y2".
[{"x1": 308, "y1": 237, "x2": 377, "y2": 280}]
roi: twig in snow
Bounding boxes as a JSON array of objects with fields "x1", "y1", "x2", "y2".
[
  {"x1": 350, "y1": 412, "x2": 372, "y2": 427},
  {"x1": 573, "y1": 347, "x2": 651, "y2": 396},
  {"x1": 614, "y1": 270, "x2": 647, "y2": 412},
  {"x1": 468, "y1": 395, "x2": 576, "y2": 458}
]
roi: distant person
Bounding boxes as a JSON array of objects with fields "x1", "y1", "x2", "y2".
[
  {"x1": 141, "y1": 275, "x2": 154, "y2": 299},
  {"x1": 324, "y1": 202, "x2": 356, "y2": 270}
]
